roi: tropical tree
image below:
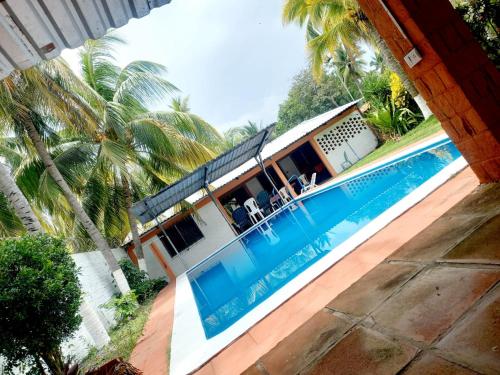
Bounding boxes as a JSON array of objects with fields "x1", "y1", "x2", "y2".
[
  {"x1": 369, "y1": 51, "x2": 386, "y2": 73},
  {"x1": 72, "y1": 35, "x2": 222, "y2": 272},
  {"x1": 0, "y1": 59, "x2": 133, "y2": 293},
  {"x1": 282, "y1": 0, "x2": 432, "y2": 117},
  {"x1": 224, "y1": 120, "x2": 263, "y2": 148}
]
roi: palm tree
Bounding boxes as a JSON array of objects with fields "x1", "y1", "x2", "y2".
[
  {"x1": 331, "y1": 46, "x2": 365, "y2": 96},
  {"x1": 224, "y1": 120, "x2": 263, "y2": 148},
  {"x1": 370, "y1": 51, "x2": 386, "y2": 73},
  {"x1": 0, "y1": 162, "x2": 43, "y2": 234},
  {"x1": 0, "y1": 61, "x2": 132, "y2": 294},
  {"x1": 71, "y1": 35, "x2": 222, "y2": 273},
  {"x1": 283, "y1": 0, "x2": 432, "y2": 117}
]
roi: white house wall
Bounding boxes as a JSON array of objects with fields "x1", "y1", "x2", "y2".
[
  {"x1": 313, "y1": 110, "x2": 378, "y2": 173},
  {"x1": 144, "y1": 201, "x2": 236, "y2": 278}
]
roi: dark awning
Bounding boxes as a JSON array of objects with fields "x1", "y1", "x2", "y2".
[{"x1": 131, "y1": 123, "x2": 276, "y2": 224}]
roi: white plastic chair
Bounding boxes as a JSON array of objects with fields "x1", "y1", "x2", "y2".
[
  {"x1": 301, "y1": 173, "x2": 317, "y2": 193},
  {"x1": 278, "y1": 187, "x2": 292, "y2": 204},
  {"x1": 244, "y1": 198, "x2": 265, "y2": 224}
]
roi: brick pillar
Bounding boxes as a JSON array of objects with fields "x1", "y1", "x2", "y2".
[{"x1": 357, "y1": 0, "x2": 500, "y2": 182}]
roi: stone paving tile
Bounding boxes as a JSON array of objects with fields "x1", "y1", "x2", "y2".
[
  {"x1": 443, "y1": 214, "x2": 500, "y2": 264},
  {"x1": 436, "y1": 285, "x2": 500, "y2": 375},
  {"x1": 371, "y1": 266, "x2": 500, "y2": 344},
  {"x1": 401, "y1": 353, "x2": 480, "y2": 375},
  {"x1": 304, "y1": 326, "x2": 418, "y2": 375},
  {"x1": 444, "y1": 183, "x2": 500, "y2": 217},
  {"x1": 327, "y1": 263, "x2": 422, "y2": 317},
  {"x1": 388, "y1": 213, "x2": 488, "y2": 262},
  {"x1": 256, "y1": 309, "x2": 352, "y2": 375}
]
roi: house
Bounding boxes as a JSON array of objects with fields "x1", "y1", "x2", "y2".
[{"x1": 125, "y1": 101, "x2": 378, "y2": 279}]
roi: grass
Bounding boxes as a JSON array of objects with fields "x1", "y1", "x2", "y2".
[
  {"x1": 79, "y1": 298, "x2": 153, "y2": 372},
  {"x1": 343, "y1": 115, "x2": 443, "y2": 174}
]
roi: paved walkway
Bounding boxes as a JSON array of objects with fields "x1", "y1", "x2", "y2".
[
  {"x1": 129, "y1": 283, "x2": 176, "y2": 375},
  {"x1": 129, "y1": 167, "x2": 484, "y2": 375},
  {"x1": 243, "y1": 182, "x2": 500, "y2": 374}
]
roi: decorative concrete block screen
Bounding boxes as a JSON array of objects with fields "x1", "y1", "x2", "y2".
[{"x1": 314, "y1": 110, "x2": 378, "y2": 173}]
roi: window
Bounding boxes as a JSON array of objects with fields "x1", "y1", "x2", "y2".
[{"x1": 158, "y1": 215, "x2": 203, "y2": 257}]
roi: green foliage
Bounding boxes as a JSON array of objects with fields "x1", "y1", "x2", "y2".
[
  {"x1": 0, "y1": 234, "x2": 81, "y2": 374},
  {"x1": 276, "y1": 67, "x2": 353, "y2": 136},
  {"x1": 223, "y1": 121, "x2": 263, "y2": 148},
  {"x1": 367, "y1": 101, "x2": 422, "y2": 138},
  {"x1": 119, "y1": 259, "x2": 167, "y2": 303},
  {"x1": 454, "y1": 0, "x2": 499, "y2": 67},
  {"x1": 361, "y1": 70, "x2": 391, "y2": 109},
  {"x1": 104, "y1": 291, "x2": 139, "y2": 324},
  {"x1": 80, "y1": 298, "x2": 153, "y2": 373}
]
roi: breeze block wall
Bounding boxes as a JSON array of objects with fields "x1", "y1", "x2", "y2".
[{"x1": 357, "y1": 0, "x2": 500, "y2": 182}]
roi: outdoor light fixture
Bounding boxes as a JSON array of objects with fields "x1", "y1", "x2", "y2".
[{"x1": 378, "y1": 0, "x2": 423, "y2": 68}]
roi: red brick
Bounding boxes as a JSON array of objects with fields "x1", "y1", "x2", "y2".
[
  {"x1": 414, "y1": 78, "x2": 432, "y2": 100},
  {"x1": 385, "y1": 0, "x2": 411, "y2": 22},
  {"x1": 463, "y1": 109, "x2": 488, "y2": 134},
  {"x1": 455, "y1": 138, "x2": 484, "y2": 165},
  {"x1": 449, "y1": 116, "x2": 475, "y2": 141},
  {"x1": 468, "y1": 162, "x2": 494, "y2": 184},
  {"x1": 444, "y1": 87, "x2": 472, "y2": 115},
  {"x1": 453, "y1": 19, "x2": 475, "y2": 45},
  {"x1": 440, "y1": 119, "x2": 461, "y2": 142},
  {"x1": 402, "y1": 18, "x2": 425, "y2": 43},
  {"x1": 441, "y1": 23, "x2": 464, "y2": 51},
  {"x1": 472, "y1": 131, "x2": 500, "y2": 161},
  {"x1": 433, "y1": 93, "x2": 456, "y2": 118},
  {"x1": 434, "y1": 63, "x2": 456, "y2": 89},
  {"x1": 479, "y1": 158, "x2": 500, "y2": 182}
]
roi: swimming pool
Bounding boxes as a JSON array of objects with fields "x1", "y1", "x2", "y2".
[
  {"x1": 171, "y1": 135, "x2": 467, "y2": 375},
  {"x1": 188, "y1": 138, "x2": 462, "y2": 338}
]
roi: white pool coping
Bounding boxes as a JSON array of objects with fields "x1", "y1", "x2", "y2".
[{"x1": 170, "y1": 134, "x2": 466, "y2": 375}]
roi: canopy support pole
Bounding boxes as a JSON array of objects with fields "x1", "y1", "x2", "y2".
[
  {"x1": 203, "y1": 167, "x2": 238, "y2": 236},
  {"x1": 255, "y1": 154, "x2": 280, "y2": 196}
]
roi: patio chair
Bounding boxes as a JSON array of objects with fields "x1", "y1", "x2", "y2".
[
  {"x1": 301, "y1": 173, "x2": 317, "y2": 193},
  {"x1": 244, "y1": 197, "x2": 266, "y2": 224},
  {"x1": 232, "y1": 207, "x2": 252, "y2": 232},
  {"x1": 256, "y1": 190, "x2": 273, "y2": 215},
  {"x1": 278, "y1": 187, "x2": 292, "y2": 203}
]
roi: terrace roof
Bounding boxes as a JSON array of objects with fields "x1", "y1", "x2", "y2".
[
  {"x1": 0, "y1": 0, "x2": 170, "y2": 80},
  {"x1": 131, "y1": 124, "x2": 276, "y2": 224}
]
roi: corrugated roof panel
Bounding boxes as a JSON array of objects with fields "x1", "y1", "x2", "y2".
[
  {"x1": 0, "y1": 0, "x2": 171, "y2": 79},
  {"x1": 131, "y1": 125, "x2": 275, "y2": 224}
]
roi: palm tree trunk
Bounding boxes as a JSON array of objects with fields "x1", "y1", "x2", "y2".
[
  {"x1": 121, "y1": 175, "x2": 148, "y2": 274},
  {"x1": 0, "y1": 161, "x2": 43, "y2": 234},
  {"x1": 370, "y1": 25, "x2": 432, "y2": 118},
  {"x1": 23, "y1": 121, "x2": 130, "y2": 294}
]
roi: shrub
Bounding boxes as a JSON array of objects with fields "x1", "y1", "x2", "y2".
[
  {"x1": 367, "y1": 101, "x2": 422, "y2": 139},
  {"x1": 0, "y1": 235, "x2": 81, "y2": 374},
  {"x1": 119, "y1": 259, "x2": 167, "y2": 303},
  {"x1": 104, "y1": 292, "x2": 139, "y2": 325}
]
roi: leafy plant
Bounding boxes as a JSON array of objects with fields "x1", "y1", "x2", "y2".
[
  {"x1": 104, "y1": 292, "x2": 139, "y2": 325},
  {"x1": 119, "y1": 259, "x2": 167, "y2": 303},
  {"x1": 0, "y1": 234, "x2": 81, "y2": 374},
  {"x1": 367, "y1": 101, "x2": 422, "y2": 139},
  {"x1": 454, "y1": 0, "x2": 499, "y2": 67}
]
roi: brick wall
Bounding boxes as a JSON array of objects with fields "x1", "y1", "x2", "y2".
[{"x1": 358, "y1": 0, "x2": 500, "y2": 182}]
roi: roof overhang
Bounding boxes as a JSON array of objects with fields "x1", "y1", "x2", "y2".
[
  {"x1": 0, "y1": 0, "x2": 171, "y2": 79},
  {"x1": 131, "y1": 123, "x2": 276, "y2": 224}
]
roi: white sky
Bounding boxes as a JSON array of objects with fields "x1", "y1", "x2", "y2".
[{"x1": 61, "y1": 0, "x2": 309, "y2": 132}]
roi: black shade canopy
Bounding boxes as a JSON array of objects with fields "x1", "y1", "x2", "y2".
[{"x1": 131, "y1": 124, "x2": 276, "y2": 224}]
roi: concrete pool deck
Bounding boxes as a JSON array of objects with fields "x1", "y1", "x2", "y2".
[{"x1": 130, "y1": 166, "x2": 485, "y2": 374}]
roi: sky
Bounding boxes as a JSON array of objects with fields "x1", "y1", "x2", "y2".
[{"x1": 61, "y1": 0, "x2": 309, "y2": 132}]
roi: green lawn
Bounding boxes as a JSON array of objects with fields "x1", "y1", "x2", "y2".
[
  {"x1": 343, "y1": 115, "x2": 443, "y2": 174},
  {"x1": 79, "y1": 298, "x2": 153, "y2": 372}
]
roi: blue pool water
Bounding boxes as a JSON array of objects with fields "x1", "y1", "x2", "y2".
[{"x1": 188, "y1": 139, "x2": 462, "y2": 338}]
